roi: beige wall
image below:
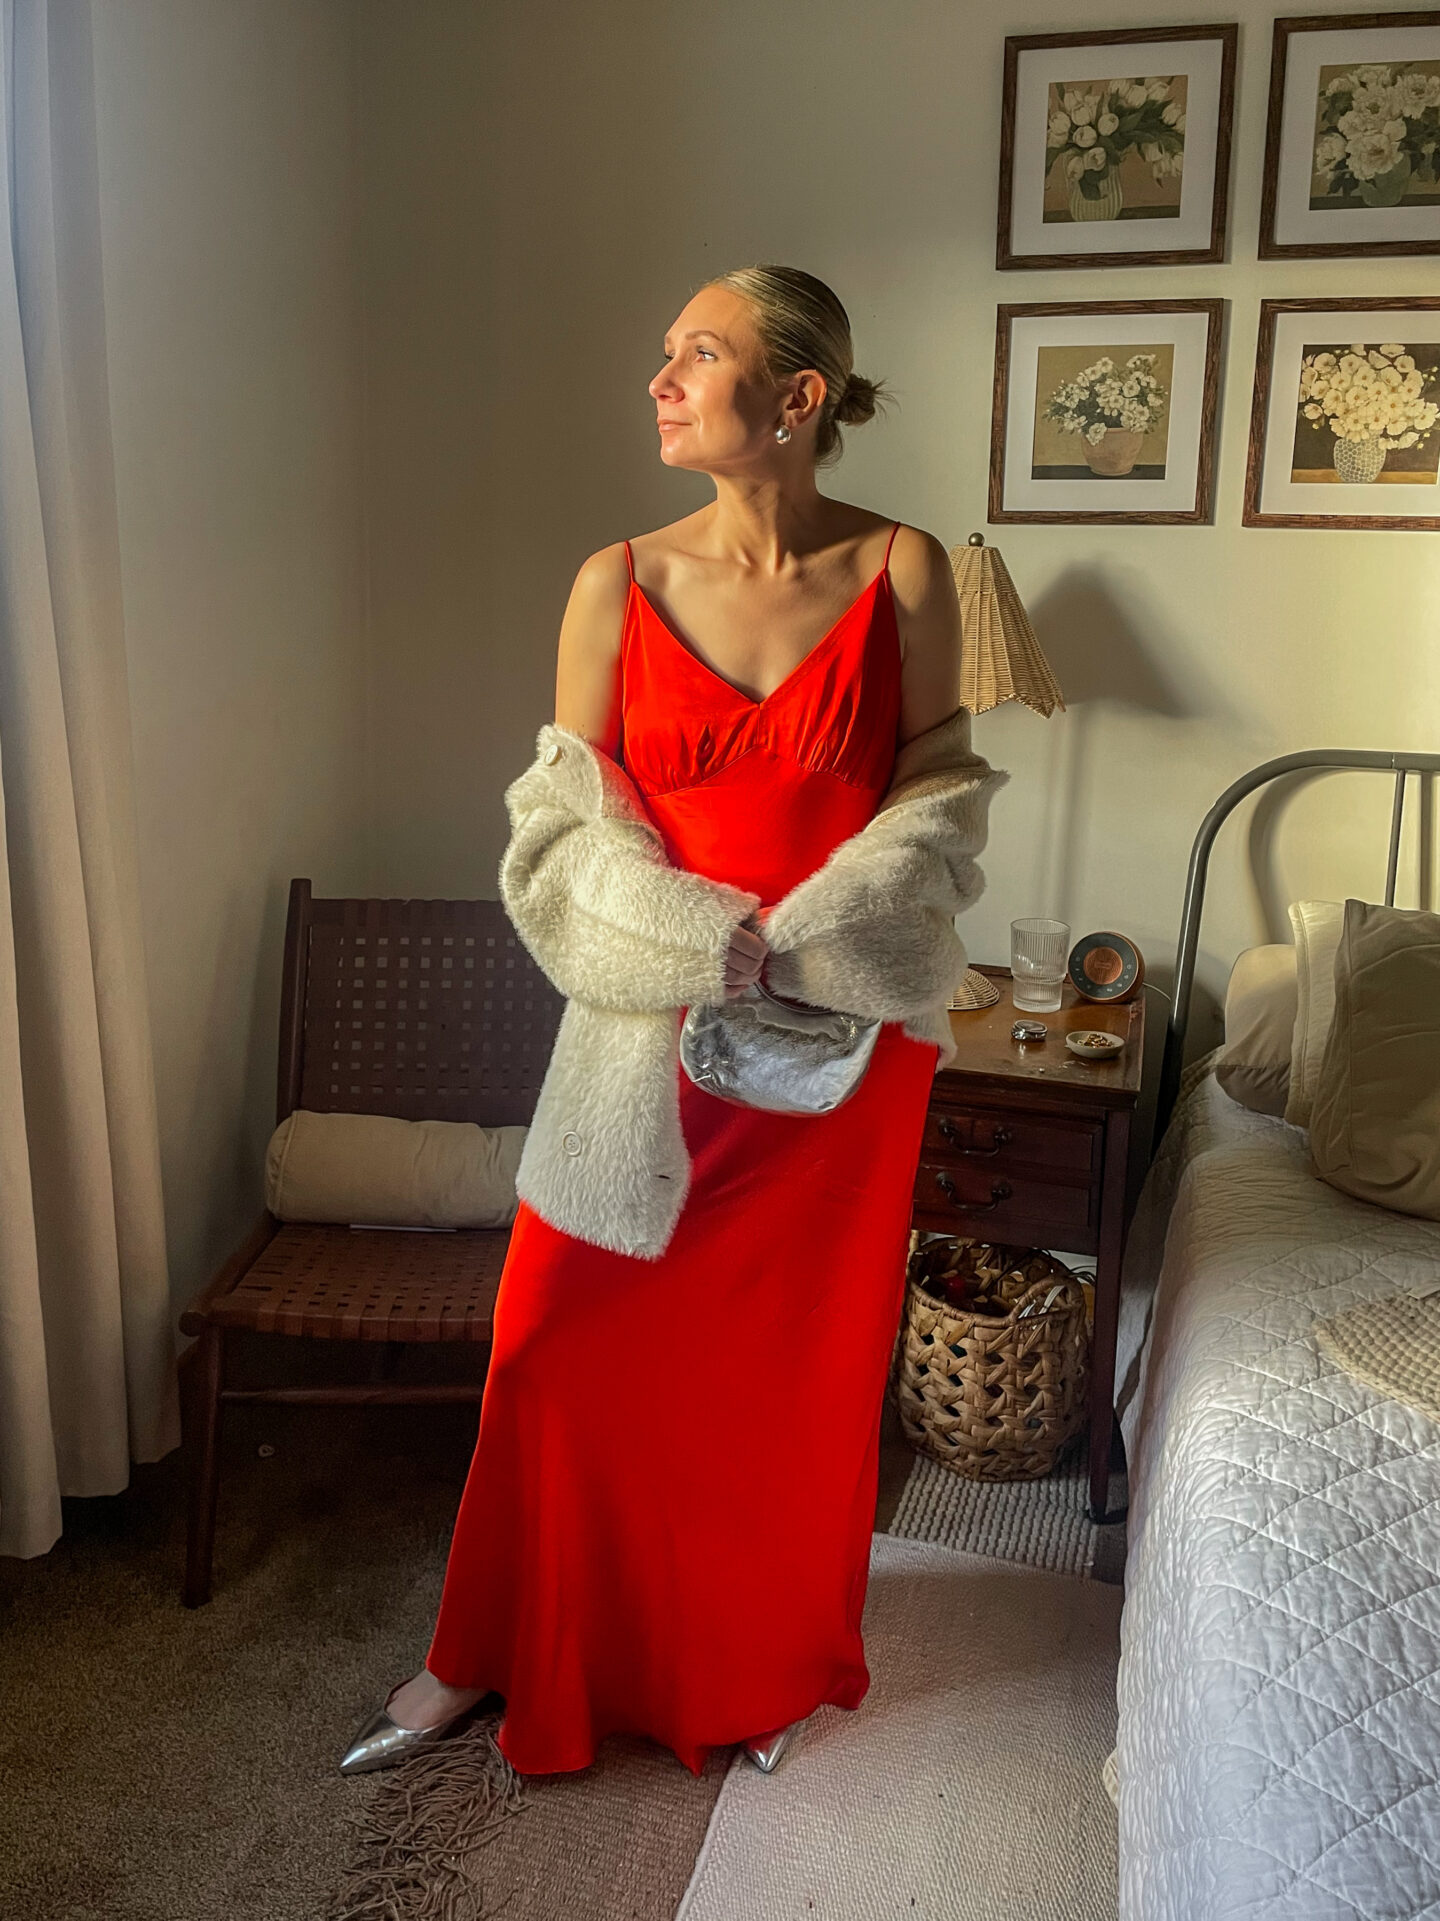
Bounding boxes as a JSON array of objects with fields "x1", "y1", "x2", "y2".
[
  {"x1": 92, "y1": 0, "x2": 1440, "y2": 1309},
  {"x1": 93, "y1": 1, "x2": 366, "y2": 1310},
  {"x1": 357, "y1": 0, "x2": 1440, "y2": 1044}
]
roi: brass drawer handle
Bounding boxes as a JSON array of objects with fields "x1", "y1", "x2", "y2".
[
  {"x1": 934, "y1": 1171, "x2": 1012, "y2": 1211},
  {"x1": 937, "y1": 1116, "x2": 1013, "y2": 1157}
]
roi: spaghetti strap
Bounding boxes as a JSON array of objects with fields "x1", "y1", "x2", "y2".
[
  {"x1": 623, "y1": 539, "x2": 636, "y2": 585},
  {"x1": 882, "y1": 520, "x2": 901, "y2": 575}
]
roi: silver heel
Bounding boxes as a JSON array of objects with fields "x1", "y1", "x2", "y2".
[
  {"x1": 338, "y1": 1679, "x2": 482, "y2": 1776},
  {"x1": 743, "y1": 1720, "x2": 800, "y2": 1773}
]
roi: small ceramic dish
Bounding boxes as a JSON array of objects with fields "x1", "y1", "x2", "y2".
[{"x1": 1065, "y1": 1029, "x2": 1124, "y2": 1061}]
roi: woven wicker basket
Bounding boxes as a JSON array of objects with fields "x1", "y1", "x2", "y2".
[{"x1": 894, "y1": 1235, "x2": 1092, "y2": 1482}]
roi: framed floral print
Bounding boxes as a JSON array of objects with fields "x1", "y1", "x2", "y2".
[
  {"x1": 997, "y1": 23, "x2": 1238, "y2": 270},
  {"x1": 1259, "y1": 11, "x2": 1440, "y2": 259},
  {"x1": 989, "y1": 300, "x2": 1225, "y2": 525},
  {"x1": 1243, "y1": 297, "x2": 1440, "y2": 529}
]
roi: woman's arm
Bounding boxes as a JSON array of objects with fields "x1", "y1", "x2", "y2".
[
  {"x1": 888, "y1": 525, "x2": 965, "y2": 746},
  {"x1": 553, "y1": 543, "x2": 632, "y2": 753}
]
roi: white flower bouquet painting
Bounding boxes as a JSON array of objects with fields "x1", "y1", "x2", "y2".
[
  {"x1": 1294, "y1": 342, "x2": 1440, "y2": 483},
  {"x1": 1000, "y1": 27, "x2": 1235, "y2": 269},
  {"x1": 991, "y1": 302, "x2": 1221, "y2": 524},
  {"x1": 1044, "y1": 77, "x2": 1188, "y2": 226},
  {"x1": 1037, "y1": 349, "x2": 1172, "y2": 479},
  {"x1": 1310, "y1": 61, "x2": 1440, "y2": 211},
  {"x1": 1262, "y1": 15, "x2": 1440, "y2": 258},
  {"x1": 1245, "y1": 300, "x2": 1440, "y2": 528}
]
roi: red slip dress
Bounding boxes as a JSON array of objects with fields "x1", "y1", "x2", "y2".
[{"x1": 425, "y1": 520, "x2": 941, "y2": 1776}]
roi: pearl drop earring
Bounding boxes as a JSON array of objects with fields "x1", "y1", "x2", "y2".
[{"x1": 774, "y1": 424, "x2": 792, "y2": 444}]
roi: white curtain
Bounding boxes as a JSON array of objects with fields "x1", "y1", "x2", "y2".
[{"x1": 0, "y1": 0, "x2": 177, "y2": 1558}]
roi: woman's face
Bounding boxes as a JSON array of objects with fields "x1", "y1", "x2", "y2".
[{"x1": 649, "y1": 286, "x2": 798, "y2": 474}]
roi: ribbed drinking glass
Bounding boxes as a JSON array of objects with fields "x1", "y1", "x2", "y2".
[{"x1": 1010, "y1": 918, "x2": 1069, "y2": 1013}]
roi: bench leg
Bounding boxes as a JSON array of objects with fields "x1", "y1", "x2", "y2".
[{"x1": 183, "y1": 1325, "x2": 226, "y2": 1607}]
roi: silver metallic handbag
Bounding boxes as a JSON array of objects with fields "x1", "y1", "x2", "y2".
[{"x1": 678, "y1": 967, "x2": 882, "y2": 1115}]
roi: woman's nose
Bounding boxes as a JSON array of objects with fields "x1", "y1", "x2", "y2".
[{"x1": 649, "y1": 364, "x2": 679, "y2": 400}]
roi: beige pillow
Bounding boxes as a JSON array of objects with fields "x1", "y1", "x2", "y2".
[
  {"x1": 1283, "y1": 899, "x2": 1347, "y2": 1129},
  {"x1": 1309, "y1": 899, "x2": 1440, "y2": 1221},
  {"x1": 1215, "y1": 944, "x2": 1297, "y2": 1116},
  {"x1": 265, "y1": 1110, "x2": 526, "y2": 1228}
]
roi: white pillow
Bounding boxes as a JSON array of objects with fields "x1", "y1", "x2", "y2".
[
  {"x1": 1215, "y1": 943, "x2": 1296, "y2": 1116},
  {"x1": 1283, "y1": 900, "x2": 1346, "y2": 1130},
  {"x1": 265, "y1": 1109, "x2": 526, "y2": 1228}
]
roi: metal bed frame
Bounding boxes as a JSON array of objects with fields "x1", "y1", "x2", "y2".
[{"x1": 1155, "y1": 748, "x2": 1440, "y2": 1141}]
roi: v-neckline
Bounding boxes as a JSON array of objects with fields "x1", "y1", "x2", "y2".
[{"x1": 630, "y1": 569, "x2": 887, "y2": 709}]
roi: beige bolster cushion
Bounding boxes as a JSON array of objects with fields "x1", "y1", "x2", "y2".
[
  {"x1": 1309, "y1": 899, "x2": 1440, "y2": 1222},
  {"x1": 1284, "y1": 899, "x2": 1347, "y2": 1130},
  {"x1": 1215, "y1": 943, "x2": 1297, "y2": 1117},
  {"x1": 265, "y1": 1110, "x2": 526, "y2": 1228}
]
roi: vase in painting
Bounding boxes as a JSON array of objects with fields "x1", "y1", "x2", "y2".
[
  {"x1": 1081, "y1": 427, "x2": 1145, "y2": 476},
  {"x1": 1067, "y1": 167, "x2": 1124, "y2": 223},
  {"x1": 1331, "y1": 434, "x2": 1387, "y2": 484}
]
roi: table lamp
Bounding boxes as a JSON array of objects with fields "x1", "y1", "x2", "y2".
[{"x1": 946, "y1": 532, "x2": 1065, "y2": 1013}]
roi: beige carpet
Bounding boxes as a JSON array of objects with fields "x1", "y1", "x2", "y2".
[{"x1": 676, "y1": 1534, "x2": 1121, "y2": 1921}]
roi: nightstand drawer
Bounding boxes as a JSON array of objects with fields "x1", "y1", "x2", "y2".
[
  {"x1": 911, "y1": 1158, "x2": 1097, "y2": 1241},
  {"x1": 921, "y1": 1105, "x2": 1100, "y2": 1180}
]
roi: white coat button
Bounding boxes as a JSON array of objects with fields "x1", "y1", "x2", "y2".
[
  {"x1": 561, "y1": 1130, "x2": 583, "y2": 1155},
  {"x1": 543, "y1": 742, "x2": 563, "y2": 765}
]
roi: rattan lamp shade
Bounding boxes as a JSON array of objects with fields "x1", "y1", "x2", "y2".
[
  {"x1": 949, "y1": 534, "x2": 1065, "y2": 719},
  {"x1": 945, "y1": 533, "x2": 1063, "y2": 1012}
]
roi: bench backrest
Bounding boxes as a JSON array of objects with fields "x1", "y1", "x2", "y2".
[{"x1": 276, "y1": 879, "x2": 564, "y2": 1129}]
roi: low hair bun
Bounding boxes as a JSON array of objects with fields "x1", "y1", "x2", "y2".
[{"x1": 834, "y1": 370, "x2": 884, "y2": 428}]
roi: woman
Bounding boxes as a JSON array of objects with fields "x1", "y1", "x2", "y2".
[{"x1": 342, "y1": 264, "x2": 968, "y2": 1779}]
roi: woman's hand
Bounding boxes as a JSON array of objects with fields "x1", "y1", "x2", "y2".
[{"x1": 723, "y1": 909, "x2": 771, "y2": 997}]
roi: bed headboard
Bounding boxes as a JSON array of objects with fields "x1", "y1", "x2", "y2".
[{"x1": 1156, "y1": 748, "x2": 1440, "y2": 1140}]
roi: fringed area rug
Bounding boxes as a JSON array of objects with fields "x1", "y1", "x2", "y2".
[
  {"x1": 329, "y1": 1710, "x2": 526, "y2": 1920},
  {"x1": 675, "y1": 1534, "x2": 1121, "y2": 1921},
  {"x1": 328, "y1": 1708, "x2": 729, "y2": 1921}
]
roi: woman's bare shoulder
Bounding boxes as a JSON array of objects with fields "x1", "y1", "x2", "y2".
[
  {"x1": 568, "y1": 540, "x2": 632, "y2": 611},
  {"x1": 886, "y1": 520, "x2": 954, "y2": 595}
]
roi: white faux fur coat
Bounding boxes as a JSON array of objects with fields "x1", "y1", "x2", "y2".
[{"x1": 499, "y1": 707, "x2": 1007, "y2": 1259}]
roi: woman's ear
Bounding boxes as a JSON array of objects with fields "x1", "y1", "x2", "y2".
[{"x1": 784, "y1": 369, "x2": 828, "y2": 428}]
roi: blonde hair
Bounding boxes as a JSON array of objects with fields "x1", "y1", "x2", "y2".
[{"x1": 703, "y1": 264, "x2": 890, "y2": 466}]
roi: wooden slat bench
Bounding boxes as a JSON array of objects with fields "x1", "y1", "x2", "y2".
[{"x1": 177, "y1": 879, "x2": 562, "y2": 1605}]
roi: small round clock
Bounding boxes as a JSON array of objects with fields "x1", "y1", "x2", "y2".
[{"x1": 1068, "y1": 931, "x2": 1145, "y2": 1004}]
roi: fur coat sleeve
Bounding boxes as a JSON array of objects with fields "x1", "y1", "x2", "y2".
[
  {"x1": 500, "y1": 724, "x2": 760, "y2": 1011},
  {"x1": 498, "y1": 710, "x2": 1005, "y2": 1262},
  {"x1": 499, "y1": 723, "x2": 759, "y2": 1260}
]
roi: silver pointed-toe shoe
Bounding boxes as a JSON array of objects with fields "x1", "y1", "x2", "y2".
[
  {"x1": 743, "y1": 1720, "x2": 800, "y2": 1773},
  {"x1": 338, "y1": 1680, "x2": 481, "y2": 1776}
]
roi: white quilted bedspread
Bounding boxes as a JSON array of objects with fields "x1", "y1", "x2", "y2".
[{"x1": 1116, "y1": 1071, "x2": 1440, "y2": 1921}]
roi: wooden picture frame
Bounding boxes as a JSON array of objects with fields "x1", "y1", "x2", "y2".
[
  {"x1": 1259, "y1": 11, "x2": 1440, "y2": 261},
  {"x1": 1243, "y1": 296, "x2": 1440, "y2": 529},
  {"x1": 997, "y1": 23, "x2": 1238, "y2": 271},
  {"x1": 989, "y1": 299, "x2": 1225, "y2": 525}
]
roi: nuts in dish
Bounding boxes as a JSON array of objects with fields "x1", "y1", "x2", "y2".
[{"x1": 1065, "y1": 1029, "x2": 1124, "y2": 1061}]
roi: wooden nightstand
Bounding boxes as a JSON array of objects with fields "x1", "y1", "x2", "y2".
[{"x1": 909, "y1": 964, "x2": 1144, "y2": 1523}]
